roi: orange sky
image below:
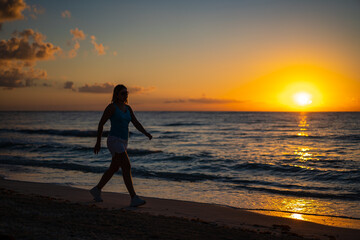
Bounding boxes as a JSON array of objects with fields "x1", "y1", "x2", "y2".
[{"x1": 1, "y1": 0, "x2": 359, "y2": 111}]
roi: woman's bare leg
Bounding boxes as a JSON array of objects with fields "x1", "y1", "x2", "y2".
[
  {"x1": 117, "y1": 151, "x2": 136, "y2": 198},
  {"x1": 96, "y1": 156, "x2": 120, "y2": 190}
]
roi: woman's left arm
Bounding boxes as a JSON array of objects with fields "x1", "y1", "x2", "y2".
[{"x1": 128, "y1": 105, "x2": 152, "y2": 140}]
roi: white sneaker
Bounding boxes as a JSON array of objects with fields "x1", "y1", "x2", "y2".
[
  {"x1": 130, "y1": 195, "x2": 146, "y2": 207},
  {"x1": 90, "y1": 186, "x2": 103, "y2": 202}
]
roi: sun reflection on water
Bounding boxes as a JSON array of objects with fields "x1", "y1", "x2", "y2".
[
  {"x1": 297, "y1": 114, "x2": 309, "y2": 137},
  {"x1": 292, "y1": 113, "x2": 322, "y2": 165},
  {"x1": 290, "y1": 213, "x2": 304, "y2": 220},
  {"x1": 294, "y1": 147, "x2": 313, "y2": 162}
]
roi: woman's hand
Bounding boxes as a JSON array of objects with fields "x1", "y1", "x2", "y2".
[
  {"x1": 145, "y1": 132, "x2": 153, "y2": 140},
  {"x1": 94, "y1": 142, "x2": 101, "y2": 154}
]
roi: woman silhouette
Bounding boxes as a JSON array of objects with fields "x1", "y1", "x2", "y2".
[{"x1": 90, "y1": 84, "x2": 152, "y2": 207}]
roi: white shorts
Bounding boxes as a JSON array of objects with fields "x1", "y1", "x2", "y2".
[{"x1": 107, "y1": 135, "x2": 128, "y2": 157}]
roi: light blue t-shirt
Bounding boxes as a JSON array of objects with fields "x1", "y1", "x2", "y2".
[{"x1": 109, "y1": 104, "x2": 131, "y2": 140}]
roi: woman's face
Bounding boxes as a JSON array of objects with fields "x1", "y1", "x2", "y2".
[{"x1": 118, "y1": 88, "x2": 128, "y2": 102}]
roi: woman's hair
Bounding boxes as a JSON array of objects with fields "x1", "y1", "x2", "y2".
[{"x1": 112, "y1": 84, "x2": 127, "y2": 103}]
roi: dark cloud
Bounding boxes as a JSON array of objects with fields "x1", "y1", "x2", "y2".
[
  {"x1": 189, "y1": 97, "x2": 242, "y2": 104},
  {"x1": 0, "y1": 0, "x2": 27, "y2": 23},
  {"x1": 0, "y1": 61, "x2": 47, "y2": 88},
  {"x1": 0, "y1": 29, "x2": 61, "y2": 61},
  {"x1": 78, "y1": 83, "x2": 155, "y2": 94},
  {"x1": 164, "y1": 99, "x2": 187, "y2": 104},
  {"x1": 165, "y1": 97, "x2": 242, "y2": 104},
  {"x1": 0, "y1": 29, "x2": 60, "y2": 89},
  {"x1": 78, "y1": 82, "x2": 114, "y2": 93},
  {"x1": 64, "y1": 81, "x2": 74, "y2": 90}
]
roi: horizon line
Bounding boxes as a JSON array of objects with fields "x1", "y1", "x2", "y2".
[{"x1": 0, "y1": 110, "x2": 359, "y2": 113}]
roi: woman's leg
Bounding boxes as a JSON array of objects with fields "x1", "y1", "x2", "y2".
[
  {"x1": 96, "y1": 156, "x2": 121, "y2": 190},
  {"x1": 117, "y1": 151, "x2": 136, "y2": 198}
]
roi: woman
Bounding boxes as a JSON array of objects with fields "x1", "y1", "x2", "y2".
[{"x1": 90, "y1": 84, "x2": 152, "y2": 207}]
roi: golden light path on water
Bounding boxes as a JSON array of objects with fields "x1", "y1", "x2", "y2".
[{"x1": 252, "y1": 113, "x2": 359, "y2": 229}]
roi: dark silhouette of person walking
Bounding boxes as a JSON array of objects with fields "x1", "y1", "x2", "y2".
[{"x1": 90, "y1": 84, "x2": 152, "y2": 207}]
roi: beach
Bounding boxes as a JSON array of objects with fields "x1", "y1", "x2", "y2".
[{"x1": 1, "y1": 178, "x2": 359, "y2": 240}]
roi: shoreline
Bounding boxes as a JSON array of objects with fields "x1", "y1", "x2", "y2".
[{"x1": 1, "y1": 178, "x2": 359, "y2": 240}]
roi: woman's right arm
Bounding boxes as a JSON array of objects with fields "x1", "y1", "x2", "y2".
[{"x1": 94, "y1": 104, "x2": 114, "y2": 154}]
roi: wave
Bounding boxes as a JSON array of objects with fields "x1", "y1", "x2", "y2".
[
  {"x1": 0, "y1": 158, "x2": 106, "y2": 174},
  {"x1": 284, "y1": 133, "x2": 360, "y2": 141},
  {"x1": 162, "y1": 123, "x2": 204, "y2": 127},
  {"x1": 160, "y1": 155, "x2": 194, "y2": 162},
  {"x1": 133, "y1": 169, "x2": 220, "y2": 182},
  {"x1": 285, "y1": 135, "x2": 324, "y2": 139},
  {"x1": 233, "y1": 162, "x2": 360, "y2": 183},
  {"x1": 333, "y1": 134, "x2": 360, "y2": 141},
  {"x1": 0, "y1": 157, "x2": 218, "y2": 182},
  {"x1": 0, "y1": 128, "x2": 105, "y2": 137},
  {"x1": 0, "y1": 141, "x2": 30, "y2": 148},
  {"x1": 233, "y1": 184, "x2": 360, "y2": 201},
  {"x1": 3, "y1": 128, "x2": 358, "y2": 143},
  {"x1": 68, "y1": 147, "x2": 162, "y2": 156},
  {"x1": 1, "y1": 157, "x2": 358, "y2": 201},
  {"x1": 1, "y1": 128, "x2": 144, "y2": 138},
  {"x1": 127, "y1": 149, "x2": 163, "y2": 156},
  {"x1": 229, "y1": 179, "x2": 345, "y2": 192},
  {"x1": 0, "y1": 141, "x2": 162, "y2": 156}
]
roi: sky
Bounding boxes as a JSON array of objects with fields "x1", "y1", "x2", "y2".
[{"x1": 0, "y1": 0, "x2": 359, "y2": 111}]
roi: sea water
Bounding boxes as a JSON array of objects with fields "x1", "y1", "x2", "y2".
[{"x1": 0, "y1": 111, "x2": 359, "y2": 226}]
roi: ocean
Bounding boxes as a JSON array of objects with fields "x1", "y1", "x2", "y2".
[{"x1": 0, "y1": 111, "x2": 359, "y2": 225}]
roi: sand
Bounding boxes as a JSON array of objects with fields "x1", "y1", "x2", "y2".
[{"x1": 0, "y1": 178, "x2": 359, "y2": 240}]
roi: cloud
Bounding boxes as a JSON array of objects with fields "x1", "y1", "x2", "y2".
[
  {"x1": 90, "y1": 35, "x2": 106, "y2": 55},
  {"x1": 64, "y1": 81, "x2": 75, "y2": 91},
  {"x1": 165, "y1": 97, "x2": 242, "y2": 104},
  {"x1": 61, "y1": 10, "x2": 71, "y2": 19},
  {"x1": 0, "y1": 0, "x2": 27, "y2": 23},
  {"x1": 0, "y1": 61, "x2": 47, "y2": 88},
  {"x1": 70, "y1": 28, "x2": 86, "y2": 40},
  {"x1": 68, "y1": 41, "x2": 80, "y2": 58},
  {"x1": 189, "y1": 97, "x2": 242, "y2": 104},
  {"x1": 68, "y1": 28, "x2": 85, "y2": 58},
  {"x1": 128, "y1": 86, "x2": 155, "y2": 94},
  {"x1": 0, "y1": 29, "x2": 61, "y2": 61},
  {"x1": 67, "y1": 31, "x2": 108, "y2": 58},
  {"x1": 0, "y1": 29, "x2": 60, "y2": 89},
  {"x1": 78, "y1": 83, "x2": 155, "y2": 94},
  {"x1": 29, "y1": 4, "x2": 45, "y2": 19},
  {"x1": 78, "y1": 82, "x2": 114, "y2": 93},
  {"x1": 164, "y1": 99, "x2": 187, "y2": 104}
]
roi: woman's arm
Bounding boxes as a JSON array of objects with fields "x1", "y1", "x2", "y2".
[
  {"x1": 94, "y1": 104, "x2": 114, "y2": 154},
  {"x1": 128, "y1": 105, "x2": 152, "y2": 140}
]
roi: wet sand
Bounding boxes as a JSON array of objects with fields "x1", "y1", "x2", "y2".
[{"x1": 0, "y1": 178, "x2": 359, "y2": 240}]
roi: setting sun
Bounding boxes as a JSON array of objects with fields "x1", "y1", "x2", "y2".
[{"x1": 294, "y1": 92, "x2": 313, "y2": 106}]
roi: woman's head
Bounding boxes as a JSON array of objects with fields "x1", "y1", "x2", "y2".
[{"x1": 112, "y1": 84, "x2": 128, "y2": 103}]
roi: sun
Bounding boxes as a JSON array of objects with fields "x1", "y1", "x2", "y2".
[{"x1": 293, "y1": 92, "x2": 312, "y2": 106}]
